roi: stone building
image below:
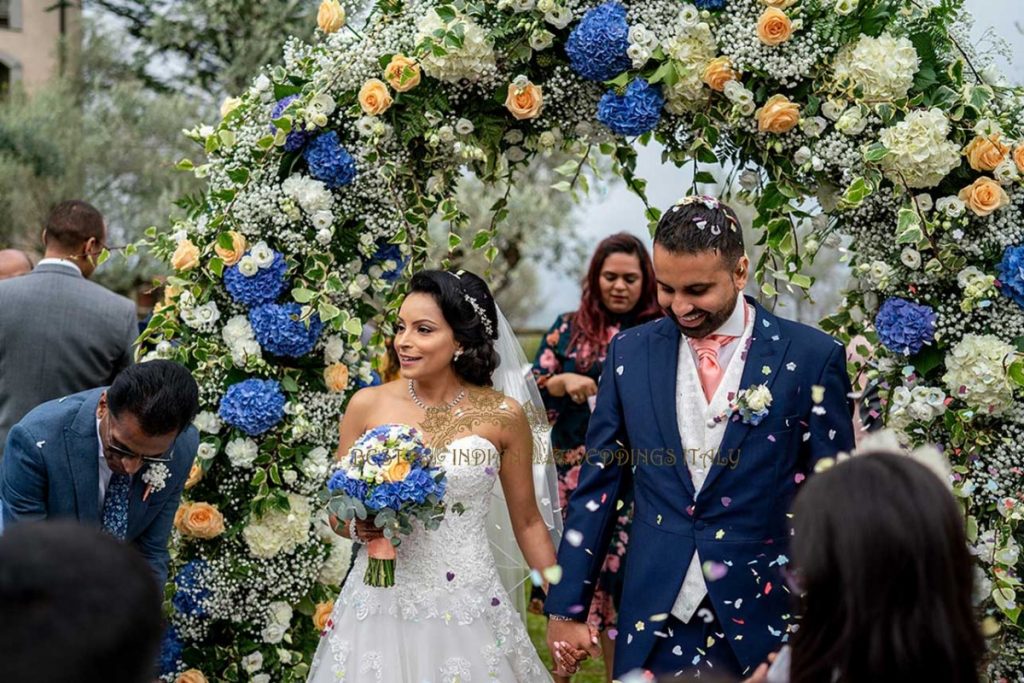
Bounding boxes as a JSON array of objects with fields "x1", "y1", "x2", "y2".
[{"x1": 0, "y1": 0, "x2": 81, "y2": 94}]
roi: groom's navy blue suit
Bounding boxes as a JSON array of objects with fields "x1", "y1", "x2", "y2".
[{"x1": 546, "y1": 297, "x2": 855, "y2": 677}]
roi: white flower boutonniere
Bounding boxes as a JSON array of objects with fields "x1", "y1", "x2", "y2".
[
  {"x1": 732, "y1": 384, "x2": 773, "y2": 425},
  {"x1": 142, "y1": 462, "x2": 171, "y2": 501}
]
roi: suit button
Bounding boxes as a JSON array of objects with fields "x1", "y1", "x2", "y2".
[{"x1": 694, "y1": 520, "x2": 706, "y2": 531}]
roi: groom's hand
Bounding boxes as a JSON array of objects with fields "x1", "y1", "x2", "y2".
[{"x1": 547, "y1": 619, "x2": 599, "y2": 674}]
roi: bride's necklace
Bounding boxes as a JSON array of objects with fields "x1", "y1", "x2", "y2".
[{"x1": 408, "y1": 379, "x2": 466, "y2": 411}]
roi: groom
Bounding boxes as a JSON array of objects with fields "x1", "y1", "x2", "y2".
[{"x1": 546, "y1": 196, "x2": 855, "y2": 679}]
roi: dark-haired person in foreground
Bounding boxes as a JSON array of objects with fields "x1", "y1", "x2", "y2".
[
  {"x1": 0, "y1": 360, "x2": 200, "y2": 588},
  {"x1": 0, "y1": 200, "x2": 139, "y2": 459},
  {"x1": 546, "y1": 196, "x2": 856, "y2": 680},
  {"x1": 746, "y1": 451, "x2": 984, "y2": 683},
  {"x1": 0, "y1": 521, "x2": 163, "y2": 683}
]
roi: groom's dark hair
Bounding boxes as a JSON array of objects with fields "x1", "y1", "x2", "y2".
[
  {"x1": 0, "y1": 521, "x2": 163, "y2": 683},
  {"x1": 653, "y1": 197, "x2": 745, "y2": 268},
  {"x1": 108, "y1": 360, "x2": 199, "y2": 435}
]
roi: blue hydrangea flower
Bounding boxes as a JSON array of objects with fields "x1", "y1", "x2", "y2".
[
  {"x1": 304, "y1": 131, "x2": 357, "y2": 188},
  {"x1": 370, "y1": 243, "x2": 409, "y2": 283},
  {"x1": 998, "y1": 244, "x2": 1024, "y2": 309},
  {"x1": 270, "y1": 95, "x2": 311, "y2": 152},
  {"x1": 223, "y1": 251, "x2": 288, "y2": 307},
  {"x1": 874, "y1": 297, "x2": 936, "y2": 356},
  {"x1": 597, "y1": 78, "x2": 665, "y2": 137},
  {"x1": 249, "y1": 303, "x2": 323, "y2": 358},
  {"x1": 694, "y1": 0, "x2": 727, "y2": 9},
  {"x1": 218, "y1": 379, "x2": 287, "y2": 436},
  {"x1": 327, "y1": 470, "x2": 369, "y2": 500},
  {"x1": 172, "y1": 561, "x2": 211, "y2": 618},
  {"x1": 356, "y1": 370, "x2": 382, "y2": 389},
  {"x1": 565, "y1": 2, "x2": 631, "y2": 82},
  {"x1": 158, "y1": 625, "x2": 184, "y2": 676},
  {"x1": 366, "y1": 482, "x2": 403, "y2": 511}
]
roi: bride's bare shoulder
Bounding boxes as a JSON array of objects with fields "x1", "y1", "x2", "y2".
[{"x1": 345, "y1": 381, "x2": 403, "y2": 415}]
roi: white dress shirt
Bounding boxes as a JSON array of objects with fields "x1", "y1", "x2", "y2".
[
  {"x1": 36, "y1": 257, "x2": 83, "y2": 273},
  {"x1": 96, "y1": 419, "x2": 114, "y2": 509}
]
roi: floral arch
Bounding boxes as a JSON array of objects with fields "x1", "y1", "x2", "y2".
[{"x1": 146, "y1": 0, "x2": 1024, "y2": 678}]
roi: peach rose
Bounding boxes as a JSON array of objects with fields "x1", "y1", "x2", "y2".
[
  {"x1": 171, "y1": 239, "x2": 200, "y2": 272},
  {"x1": 959, "y1": 177, "x2": 1010, "y2": 217},
  {"x1": 505, "y1": 79, "x2": 544, "y2": 120},
  {"x1": 384, "y1": 458, "x2": 411, "y2": 483},
  {"x1": 757, "y1": 7, "x2": 793, "y2": 47},
  {"x1": 358, "y1": 78, "x2": 393, "y2": 116},
  {"x1": 702, "y1": 57, "x2": 738, "y2": 92},
  {"x1": 213, "y1": 231, "x2": 247, "y2": 266},
  {"x1": 761, "y1": 0, "x2": 797, "y2": 6},
  {"x1": 313, "y1": 601, "x2": 335, "y2": 631},
  {"x1": 384, "y1": 55, "x2": 421, "y2": 93},
  {"x1": 1012, "y1": 143, "x2": 1024, "y2": 174},
  {"x1": 175, "y1": 671, "x2": 208, "y2": 683},
  {"x1": 325, "y1": 363, "x2": 349, "y2": 392},
  {"x1": 756, "y1": 94, "x2": 801, "y2": 134},
  {"x1": 185, "y1": 463, "x2": 203, "y2": 490},
  {"x1": 317, "y1": 0, "x2": 345, "y2": 34},
  {"x1": 175, "y1": 502, "x2": 225, "y2": 539},
  {"x1": 964, "y1": 134, "x2": 1010, "y2": 172}
]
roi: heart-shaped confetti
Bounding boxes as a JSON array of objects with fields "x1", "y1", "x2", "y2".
[
  {"x1": 491, "y1": 597, "x2": 500, "y2": 606},
  {"x1": 542, "y1": 564, "x2": 563, "y2": 585},
  {"x1": 794, "y1": 473, "x2": 806, "y2": 484},
  {"x1": 446, "y1": 571, "x2": 455, "y2": 582},
  {"x1": 721, "y1": 496, "x2": 732, "y2": 507},
  {"x1": 672, "y1": 645, "x2": 683, "y2": 656},
  {"x1": 565, "y1": 529, "x2": 584, "y2": 547}
]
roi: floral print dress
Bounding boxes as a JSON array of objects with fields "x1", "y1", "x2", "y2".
[{"x1": 532, "y1": 312, "x2": 635, "y2": 633}]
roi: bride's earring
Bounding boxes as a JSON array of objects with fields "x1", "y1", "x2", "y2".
[{"x1": 453, "y1": 348, "x2": 463, "y2": 362}]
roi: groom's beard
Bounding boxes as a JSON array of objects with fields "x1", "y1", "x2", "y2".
[{"x1": 667, "y1": 291, "x2": 739, "y2": 339}]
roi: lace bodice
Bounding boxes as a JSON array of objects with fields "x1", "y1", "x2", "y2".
[{"x1": 309, "y1": 433, "x2": 552, "y2": 682}]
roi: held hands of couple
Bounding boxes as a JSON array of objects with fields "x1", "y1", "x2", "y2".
[{"x1": 546, "y1": 618, "x2": 600, "y2": 676}]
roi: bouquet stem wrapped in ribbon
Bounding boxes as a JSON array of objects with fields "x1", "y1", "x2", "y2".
[{"x1": 324, "y1": 424, "x2": 457, "y2": 587}]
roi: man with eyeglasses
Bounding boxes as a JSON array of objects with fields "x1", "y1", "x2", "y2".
[{"x1": 0, "y1": 361, "x2": 199, "y2": 588}]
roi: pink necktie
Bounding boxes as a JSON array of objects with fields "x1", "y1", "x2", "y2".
[{"x1": 690, "y1": 334, "x2": 735, "y2": 402}]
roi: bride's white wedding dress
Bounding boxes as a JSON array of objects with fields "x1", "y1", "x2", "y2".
[{"x1": 307, "y1": 432, "x2": 552, "y2": 683}]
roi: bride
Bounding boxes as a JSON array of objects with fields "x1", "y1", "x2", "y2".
[{"x1": 308, "y1": 269, "x2": 575, "y2": 682}]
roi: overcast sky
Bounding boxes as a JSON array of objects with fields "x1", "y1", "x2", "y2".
[{"x1": 526, "y1": 0, "x2": 1024, "y2": 326}]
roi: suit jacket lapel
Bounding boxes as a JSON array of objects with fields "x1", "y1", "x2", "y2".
[
  {"x1": 65, "y1": 393, "x2": 102, "y2": 524},
  {"x1": 648, "y1": 319, "x2": 697, "y2": 500},
  {"x1": 698, "y1": 300, "x2": 791, "y2": 499}
]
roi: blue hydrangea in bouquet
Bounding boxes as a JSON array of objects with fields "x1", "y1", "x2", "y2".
[{"x1": 323, "y1": 424, "x2": 459, "y2": 587}]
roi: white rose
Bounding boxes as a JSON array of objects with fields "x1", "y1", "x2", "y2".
[
  {"x1": 312, "y1": 211, "x2": 334, "y2": 231},
  {"x1": 226, "y1": 437, "x2": 259, "y2": 469},
  {"x1": 994, "y1": 160, "x2": 1020, "y2": 185},
  {"x1": 745, "y1": 386, "x2": 773, "y2": 412},
  {"x1": 678, "y1": 5, "x2": 699, "y2": 25},
  {"x1": 544, "y1": 6, "x2": 573, "y2": 29},
  {"x1": 438, "y1": 126, "x2": 455, "y2": 143},
  {"x1": 238, "y1": 255, "x2": 259, "y2": 276},
  {"x1": 193, "y1": 411, "x2": 222, "y2": 434},
  {"x1": 529, "y1": 29, "x2": 555, "y2": 51},
  {"x1": 283, "y1": 469, "x2": 298, "y2": 485},
  {"x1": 196, "y1": 442, "x2": 217, "y2": 461},
  {"x1": 835, "y1": 0, "x2": 858, "y2": 14},
  {"x1": 316, "y1": 228, "x2": 333, "y2": 246},
  {"x1": 800, "y1": 116, "x2": 827, "y2": 138},
  {"x1": 794, "y1": 146, "x2": 812, "y2": 166},
  {"x1": 506, "y1": 146, "x2": 527, "y2": 162},
  {"x1": 242, "y1": 652, "x2": 264, "y2": 674},
  {"x1": 309, "y1": 93, "x2": 336, "y2": 117},
  {"x1": 196, "y1": 302, "x2": 220, "y2": 324},
  {"x1": 900, "y1": 248, "x2": 922, "y2": 270},
  {"x1": 936, "y1": 196, "x2": 966, "y2": 218},
  {"x1": 537, "y1": 0, "x2": 555, "y2": 11},
  {"x1": 252, "y1": 675, "x2": 271, "y2": 683},
  {"x1": 250, "y1": 241, "x2": 275, "y2": 268},
  {"x1": 504, "y1": 129, "x2": 524, "y2": 144},
  {"x1": 914, "y1": 193, "x2": 934, "y2": 213},
  {"x1": 907, "y1": 401, "x2": 935, "y2": 422},
  {"x1": 253, "y1": 75, "x2": 271, "y2": 93},
  {"x1": 835, "y1": 107, "x2": 867, "y2": 136},
  {"x1": 821, "y1": 98, "x2": 847, "y2": 121},
  {"x1": 738, "y1": 170, "x2": 760, "y2": 191},
  {"x1": 512, "y1": 0, "x2": 535, "y2": 11},
  {"x1": 261, "y1": 623, "x2": 286, "y2": 644},
  {"x1": 269, "y1": 601, "x2": 293, "y2": 625}
]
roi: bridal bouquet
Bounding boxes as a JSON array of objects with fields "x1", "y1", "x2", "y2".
[{"x1": 324, "y1": 424, "x2": 455, "y2": 587}]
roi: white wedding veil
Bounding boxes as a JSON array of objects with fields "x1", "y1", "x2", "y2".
[{"x1": 488, "y1": 304, "x2": 563, "y2": 620}]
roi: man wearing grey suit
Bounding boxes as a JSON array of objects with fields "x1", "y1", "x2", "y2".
[{"x1": 0, "y1": 200, "x2": 138, "y2": 459}]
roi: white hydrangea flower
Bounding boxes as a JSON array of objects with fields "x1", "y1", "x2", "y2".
[
  {"x1": 415, "y1": 10, "x2": 496, "y2": 83},
  {"x1": 193, "y1": 411, "x2": 222, "y2": 434},
  {"x1": 231, "y1": 338, "x2": 262, "y2": 366},
  {"x1": 243, "y1": 493, "x2": 312, "y2": 559},
  {"x1": 222, "y1": 315, "x2": 255, "y2": 347},
  {"x1": 878, "y1": 109, "x2": 962, "y2": 189},
  {"x1": 833, "y1": 33, "x2": 919, "y2": 101},
  {"x1": 942, "y1": 334, "x2": 1016, "y2": 415},
  {"x1": 318, "y1": 537, "x2": 354, "y2": 586},
  {"x1": 226, "y1": 437, "x2": 260, "y2": 469}
]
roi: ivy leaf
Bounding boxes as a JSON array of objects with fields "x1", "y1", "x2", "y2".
[{"x1": 292, "y1": 287, "x2": 317, "y2": 303}]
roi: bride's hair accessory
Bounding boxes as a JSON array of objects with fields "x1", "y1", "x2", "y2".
[{"x1": 448, "y1": 270, "x2": 495, "y2": 338}]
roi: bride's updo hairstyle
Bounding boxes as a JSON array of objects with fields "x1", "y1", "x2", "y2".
[{"x1": 407, "y1": 270, "x2": 500, "y2": 387}]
